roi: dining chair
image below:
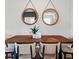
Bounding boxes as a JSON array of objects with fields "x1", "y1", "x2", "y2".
[
  {"x1": 18, "y1": 43, "x2": 36, "y2": 59},
  {"x1": 40, "y1": 42, "x2": 59, "y2": 59},
  {"x1": 60, "y1": 43, "x2": 73, "y2": 59},
  {"x1": 5, "y1": 42, "x2": 19, "y2": 59},
  {"x1": 5, "y1": 42, "x2": 14, "y2": 59}
]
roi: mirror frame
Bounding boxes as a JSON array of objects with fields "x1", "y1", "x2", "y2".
[
  {"x1": 22, "y1": 8, "x2": 38, "y2": 25},
  {"x1": 42, "y1": 9, "x2": 59, "y2": 26}
]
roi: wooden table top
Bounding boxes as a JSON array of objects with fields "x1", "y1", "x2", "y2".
[{"x1": 5, "y1": 35, "x2": 73, "y2": 44}]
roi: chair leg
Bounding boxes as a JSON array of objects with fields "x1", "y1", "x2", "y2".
[
  {"x1": 59, "y1": 43, "x2": 62, "y2": 59},
  {"x1": 11, "y1": 53, "x2": 13, "y2": 59},
  {"x1": 42, "y1": 45, "x2": 45, "y2": 59},
  {"x1": 17, "y1": 46, "x2": 19, "y2": 59},
  {"x1": 56, "y1": 45, "x2": 58, "y2": 59},
  {"x1": 71, "y1": 53, "x2": 73, "y2": 59},
  {"x1": 30, "y1": 45, "x2": 33, "y2": 59},
  {"x1": 63, "y1": 53, "x2": 66, "y2": 59},
  {"x1": 5, "y1": 53, "x2": 8, "y2": 59}
]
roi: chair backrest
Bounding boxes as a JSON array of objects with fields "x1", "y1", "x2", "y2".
[
  {"x1": 19, "y1": 43, "x2": 36, "y2": 55},
  {"x1": 60, "y1": 43, "x2": 73, "y2": 59},
  {"x1": 18, "y1": 43, "x2": 36, "y2": 59},
  {"x1": 40, "y1": 42, "x2": 59, "y2": 59},
  {"x1": 5, "y1": 42, "x2": 19, "y2": 59},
  {"x1": 40, "y1": 43, "x2": 57, "y2": 54},
  {"x1": 5, "y1": 43, "x2": 16, "y2": 56},
  {"x1": 61, "y1": 43, "x2": 73, "y2": 53}
]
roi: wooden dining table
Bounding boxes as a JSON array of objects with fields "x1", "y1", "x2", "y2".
[{"x1": 5, "y1": 35, "x2": 73, "y2": 44}]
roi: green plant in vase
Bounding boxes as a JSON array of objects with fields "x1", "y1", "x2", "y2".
[{"x1": 30, "y1": 26, "x2": 39, "y2": 38}]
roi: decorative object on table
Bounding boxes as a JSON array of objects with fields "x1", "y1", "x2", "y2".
[
  {"x1": 42, "y1": 0, "x2": 59, "y2": 26},
  {"x1": 22, "y1": 0, "x2": 38, "y2": 25},
  {"x1": 30, "y1": 26, "x2": 41, "y2": 39}
]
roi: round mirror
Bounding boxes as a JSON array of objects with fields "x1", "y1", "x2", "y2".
[
  {"x1": 22, "y1": 8, "x2": 38, "y2": 25},
  {"x1": 42, "y1": 9, "x2": 59, "y2": 25}
]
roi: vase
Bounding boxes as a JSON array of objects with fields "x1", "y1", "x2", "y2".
[
  {"x1": 32, "y1": 32, "x2": 41, "y2": 39},
  {"x1": 32, "y1": 34, "x2": 37, "y2": 39}
]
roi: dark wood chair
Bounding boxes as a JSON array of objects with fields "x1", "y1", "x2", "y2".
[
  {"x1": 60, "y1": 43, "x2": 73, "y2": 59},
  {"x1": 5, "y1": 43, "x2": 19, "y2": 59},
  {"x1": 5, "y1": 42, "x2": 14, "y2": 59},
  {"x1": 40, "y1": 43, "x2": 59, "y2": 59},
  {"x1": 18, "y1": 43, "x2": 36, "y2": 59}
]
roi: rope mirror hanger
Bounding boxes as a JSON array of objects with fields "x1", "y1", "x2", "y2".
[
  {"x1": 22, "y1": 0, "x2": 38, "y2": 25},
  {"x1": 42, "y1": 0, "x2": 59, "y2": 26}
]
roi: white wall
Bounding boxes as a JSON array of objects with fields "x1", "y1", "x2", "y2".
[{"x1": 5, "y1": 0, "x2": 73, "y2": 38}]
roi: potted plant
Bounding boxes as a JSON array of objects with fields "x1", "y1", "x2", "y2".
[{"x1": 30, "y1": 26, "x2": 39, "y2": 38}]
